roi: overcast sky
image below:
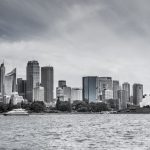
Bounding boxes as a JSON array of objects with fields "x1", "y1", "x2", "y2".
[{"x1": 0, "y1": 0, "x2": 150, "y2": 94}]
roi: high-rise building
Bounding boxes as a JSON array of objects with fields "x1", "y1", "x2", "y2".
[
  {"x1": 58, "y1": 80, "x2": 66, "y2": 88},
  {"x1": 0, "y1": 63, "x2": 5, "y2": 97},
  {"x1": 97, "y1": 77, "x2": 113, "y2": 101},
  {"x1": 5, "y1": 68, "x2": 16, "y2": 96},
  {"x1": 133, "y1": 84, "x2": 143, "y2": 106},
  {"x1": 113, "y1": 80, "x2": 120, "y2": 99},
  {"x1": 56, "y1": 86, "x2": 71, "y2": 101},
  {"x1": 118, "y1": 90, "x2": 128, "y2": 110},
  {"x1": 26, "y1": 61, "x2": 40, "y2": 102},
  {"x1": 33, "y1": 85, "x2": 44, "y2": 102},
  {"x1": 82, "y1": 76, "x2": 98, "y2": 103},
  {"x1": 102, "y1": 89, "x2": 113, "y2": 100},
  {"x1": 41, "y1": 66, "x2": 53, "y2": 103},
  {"x1": 71, "y1": 88, "x2": 82, "y2": 103},
  {"x1": 17, "y1": 78, "x2": 26, "y2": 99},
  {"x1": 122, "y1": 82, "x2": 130, "y2": 102}
]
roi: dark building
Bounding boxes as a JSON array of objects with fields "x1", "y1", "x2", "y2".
[
  {"x1": 17, "y1": 78, "x2": 26, "y2": 99},
  {"x1": 113, "y1": 80, "x2": 120, "y2": 100},
  {"x1": 0, "y1": 63, "x2": 5, "y2": 97},
  {"x1": 41, "y1": 66, "x2": 54, "y2": 103},
  {"x1": 82, "y1": 76, "x2": 97, "y2": 103},
  {"x1": 26, "y1": 61, "x2": 40, "y2": 102},
  {"x1": 133, "y1": 83, "x2": 143, "y2": 106},
  {"x1": 58, "y1": 80, "x2": 66, "y2": 88}
]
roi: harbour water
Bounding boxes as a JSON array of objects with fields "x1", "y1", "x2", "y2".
[{"x1": 0, "y1": 114, "x2": 150, "y2": 150}]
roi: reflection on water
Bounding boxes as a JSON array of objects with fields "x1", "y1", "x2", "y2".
[{"x1": 0, "y1": 114, "x2": 150, "y2": 150}]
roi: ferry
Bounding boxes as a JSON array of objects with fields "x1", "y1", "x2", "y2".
[{"x1": 3, "y1": 108, "x2": 29, "y2": 116}]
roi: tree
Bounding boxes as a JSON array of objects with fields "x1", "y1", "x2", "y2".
[{"x1": 30, "y1": 101, "x2": 46, "y2": 113}]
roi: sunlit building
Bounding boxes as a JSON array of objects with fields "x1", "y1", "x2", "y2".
[
  {"x1": 33, "y1": 84, "x2": 44, "y2": 102},
  {"x1": 71, "y1": 88, "x2": 82, "y2": 103}
]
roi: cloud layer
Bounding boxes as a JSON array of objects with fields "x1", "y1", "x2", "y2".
[{"x1": 0, "y1": 0, "x2": 150, "y2": 94}]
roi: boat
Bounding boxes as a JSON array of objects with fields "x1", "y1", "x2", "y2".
[{"x1": 3, "y1": 108, "x2": 29, "y2": 116}]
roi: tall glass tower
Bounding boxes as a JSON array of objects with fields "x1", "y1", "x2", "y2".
[
  {"x1": 26, "y1": 61, "x2": 40, "y2": 102},
  {"x1": 82, "y1": 76, "x2": 98, "y2": 103}
]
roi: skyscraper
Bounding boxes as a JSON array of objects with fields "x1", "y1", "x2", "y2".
[
  {"x1": 17, "y1": 78, "x2": 26, "y2": 99},
  {"x1": 5, "y1": 68, "x2": 16, "y2": 96},
  {"x1": 0, "y1": 63, "x2": 5, "y2": 97},
  {"x1": 113, "y1": 80, "x2": 120, "y2": 99},
  {"x1": 118, "y1": 90, "x2": 128, "y2": 110},
  {"x1": 97, "y1": 77, "x2": 113, "y2": 101},
  {"x1": 41, "y1": 66, "x2": 53, "y2": 103},
  {"x1": 82, "y1": 76, "x2": 98, "y2": 103},
  {"x1": 122, "y1": 82, "x2": 130, "y2": 102},
  {"x1": 133, "y1": 83, "x2": 143, "y2": 106},
  {"x1": 26, "y1": 61, "x2": 40, "y2": 102}
]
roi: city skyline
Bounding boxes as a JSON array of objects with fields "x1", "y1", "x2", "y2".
[{"x1": 0, "y1": 0, "x2": 150, "y2": 93}]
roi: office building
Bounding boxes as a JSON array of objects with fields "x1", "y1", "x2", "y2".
[
  {"x1": 33, "y1": 85, "x2": 44, "y2": 102},
  {"x1": 118, "y1": 90, "x2": 128, "y2": 110},
  {"x1": 5, "y1": 68, "x2": 16, "y2": 96},
  {"x1": 58, "y1": 80, "x2": 66, "y2": 88},
  {"x1": 26, "y1": 60, "x2": 40, "y2": 102},
  {"x1": 133, "y1": 84, "x2": 143, "y2": 106},
  {"x1": 97, "y1": 77, "x2": 113, "y2": 101},
  {"x1": 122, "y1": 82, "x2": 130, "y2": 102},
  {"x1": 102, "y1": 89, "x2": 113, "y2": 100},
  {"x1": 82, "y1": 76, "x2": 98, "y2": 103},
  {"x1": 17, "y1": 78, "x2": 26, "y2": 99},
  {"x1": 0, "y1": 63, "x2": 5, "y2": 97},
  {"x1": 71, "y1": 88, "x2": 82, "y2": 103},
  {"x1": 113, "y1": 80, "x2": 120, "y2": 99},
  {"x1": 41, "y1": 66, "x2": 54, "y2": 103},
  {"x1": 56, "y1": 86, "x2": 71, "y2": 101}
]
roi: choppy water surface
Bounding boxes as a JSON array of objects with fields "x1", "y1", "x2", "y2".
[{"x1": 0, "y1": 114, "x2": 150, "y2": 150}]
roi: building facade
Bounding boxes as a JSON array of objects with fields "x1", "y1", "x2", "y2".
[
  {"x1": 26, "y1": 61, "x2": 40, "y2": 102},
  {"x1": 102, "y1": 89, "x2": 113, "y2": 100},
  {"x1": 133, "y1": 84, "x2": 143, "y2": 106},
  {"x1": 113, "y1": 80, "x2": 120, "y2": 99},
  {"x1": 71, "y1": 88, "x2": 82, "y2": 103},
  {"x1": 41, "y1": 66, "x2": 54, "y2": 103},
  {"x1": 5, "y1": 68, "x2": 16, "y2": 96},
  {"x1": 97, "y1": 77, "x2": 113, "y2": 101},
  {"x1": 122, "y1": 82, "x2": 130, "y2": 102},
  {"x1": 82, "y1": 76, "x2": 98, "y2": 103},
  {"x1": 58, "y1": 80, "x2": 66, "y2": 88},
  {"x1": 17, "y1": 78, "x2": 26, "y2": 99},
  {"x1": 118, "y1": 90, "x2": 128, "y2": 110},
  {"x1": 56, "y1": 86, "x2": 71, "y2": 101},
  {"x1": 33, "y1": 85, "x2": 44, "y2": 102},
  {"x1": 0, "y1": 63, "x2": 5, "y2": 97}
]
